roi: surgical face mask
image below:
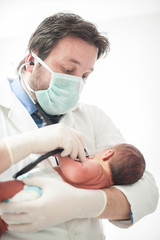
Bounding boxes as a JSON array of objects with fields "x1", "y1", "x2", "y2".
[{"x1": 25, "y1": 52, "x2": 84, "y2": 115}]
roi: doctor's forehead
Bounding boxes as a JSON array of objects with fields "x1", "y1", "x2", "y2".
[{"x1": 47, "y1": 36, "x2": 98, "y2": 65}]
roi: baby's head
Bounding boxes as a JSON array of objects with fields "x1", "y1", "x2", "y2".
[
  {"x1": 94, "y1": 143, "x2": 146, "y2": 185},
  {"x1": 108, "y1": 143, "x2": 145, "y2": 185}
]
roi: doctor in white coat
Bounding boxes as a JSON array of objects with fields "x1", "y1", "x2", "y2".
[{"x1": 0, "y1": 12, "x2": 159, "y2": 240}]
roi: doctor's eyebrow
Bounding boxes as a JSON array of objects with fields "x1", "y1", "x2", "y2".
[{"x1": 69, "y1": 58, "x2": 94, "y2": 72}]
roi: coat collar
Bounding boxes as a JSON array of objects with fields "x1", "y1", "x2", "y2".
[{"x1": 0, "y1": 77, "x2": 38, "y2": 132}]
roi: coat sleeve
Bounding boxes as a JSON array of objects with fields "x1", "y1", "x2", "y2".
[{"x1": 111, "y1": 171, "x2": 159, "y2": 227}]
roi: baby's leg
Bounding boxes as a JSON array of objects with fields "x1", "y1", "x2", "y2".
[
  {"x1": 0, "y1": 180, "x2": 24, "y2": 237},
  {"x1": 0, "y1": 180, "x2": 42, "y2": 237},
  {"x1": 0, "y1": 180, "x2": 24, "y2": 202}
]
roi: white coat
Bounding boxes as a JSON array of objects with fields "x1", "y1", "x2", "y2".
[{"x1": 0, "y1": 78, "x2": 159, "y2": 240}]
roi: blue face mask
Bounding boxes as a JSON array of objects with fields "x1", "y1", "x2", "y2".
[{"x1": 26, "y1": 52, "x2": 84, "y2": 115}]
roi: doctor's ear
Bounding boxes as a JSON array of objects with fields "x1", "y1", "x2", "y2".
[
  {"x1": 102, "y1": 149, "x2": 114, "y2": 161},
  {"x1": 25, "y1": 54, "x2": 34, "y2": 72}
]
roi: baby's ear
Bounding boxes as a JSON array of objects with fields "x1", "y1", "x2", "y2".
[{"x1": 102, "y1": 149, "x2": 114, "y2": 161}]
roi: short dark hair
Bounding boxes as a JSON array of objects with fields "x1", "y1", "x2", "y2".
[
  {"x1": 109, "y1": 143, "x2": 146, "y2": 185},
  {"x1": 17, "y1": 12, "x2": 110, "y2": 72}
]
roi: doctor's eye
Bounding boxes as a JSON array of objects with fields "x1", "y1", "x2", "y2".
[
  {"x1": 82, "y1": 73, "x2": 89, "y2": 82},
  {"x1": 62, "y1": 67, "x2": 74, "y2": 74},
  {"x1": 82, "y1": 75, "x2": 87, "y2": 81}
]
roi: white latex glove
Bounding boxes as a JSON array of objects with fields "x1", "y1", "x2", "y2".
[
  {"x1": 3, "y1": 123, "x2": 86, "y2": 164},
  {"x1": 0, "y1": 177, "x2": 107, "y2": 233}
]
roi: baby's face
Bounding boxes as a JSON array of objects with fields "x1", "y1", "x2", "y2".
[
  {"x1": 57, "y1": 151, "x2": 114, "y2": 186},
  {"x1": 87, "y1": 151, "x2": 114, "y2": 185}
]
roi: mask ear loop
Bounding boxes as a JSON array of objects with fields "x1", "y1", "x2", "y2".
[
  {"x1": 31, "y1": 52, "x2": 53, "y2": 73},
  {"x1": 31, "y1": 51, "x2": 55, "y2": 87}
]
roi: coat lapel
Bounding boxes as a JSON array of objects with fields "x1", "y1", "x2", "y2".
[{"x1": 0, "y1": 78, "x2": 38, "y2": 132}]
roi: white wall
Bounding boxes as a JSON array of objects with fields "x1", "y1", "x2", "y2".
[{"x1": 0, "y1": 0, "x2": 159, "y2": 239}]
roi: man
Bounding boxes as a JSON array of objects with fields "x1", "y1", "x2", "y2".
[{"x1": 0, "y1": 12, "x2": 158, "y2": 240}]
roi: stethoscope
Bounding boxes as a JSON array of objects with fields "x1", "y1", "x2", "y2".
[
  {"x1": 13, "y1": 148, "x2": 63, "y2": 179},
  {"x1": 13, "y1": 148, "x2": 89, "y2": 179}
]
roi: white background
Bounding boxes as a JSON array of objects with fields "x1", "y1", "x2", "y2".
[{"x1": 0, "y1": 0, "x2": 159, "y2": 239}]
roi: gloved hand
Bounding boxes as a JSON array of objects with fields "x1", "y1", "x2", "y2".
[
  {"x1": 3, "y1": 123, "x2": 86, "y2": 165},
  {"x1": 0, "y1": 176, "x2": 107, "y2": 233}
]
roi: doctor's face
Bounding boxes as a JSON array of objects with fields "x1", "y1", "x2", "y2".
[{"x1": 28, "y1": 36, "x2": 98, "y2": 92}]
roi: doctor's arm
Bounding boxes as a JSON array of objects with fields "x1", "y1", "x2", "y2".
[
  {"x1": 2, "y1": 172, "x2": 158, "y2": 233},
  {"x1": 98, "y1": 170, "x2": 159, "y2": 226},
  {"x1": 98, "y1": 187, "x2": 131, "y2": 221},
  {"x1": 0, "y1": 123, "x2": 86, "y2": 173},
  {"x1": 0, "y1": 176, "x2": 130, "y2": 233}
]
